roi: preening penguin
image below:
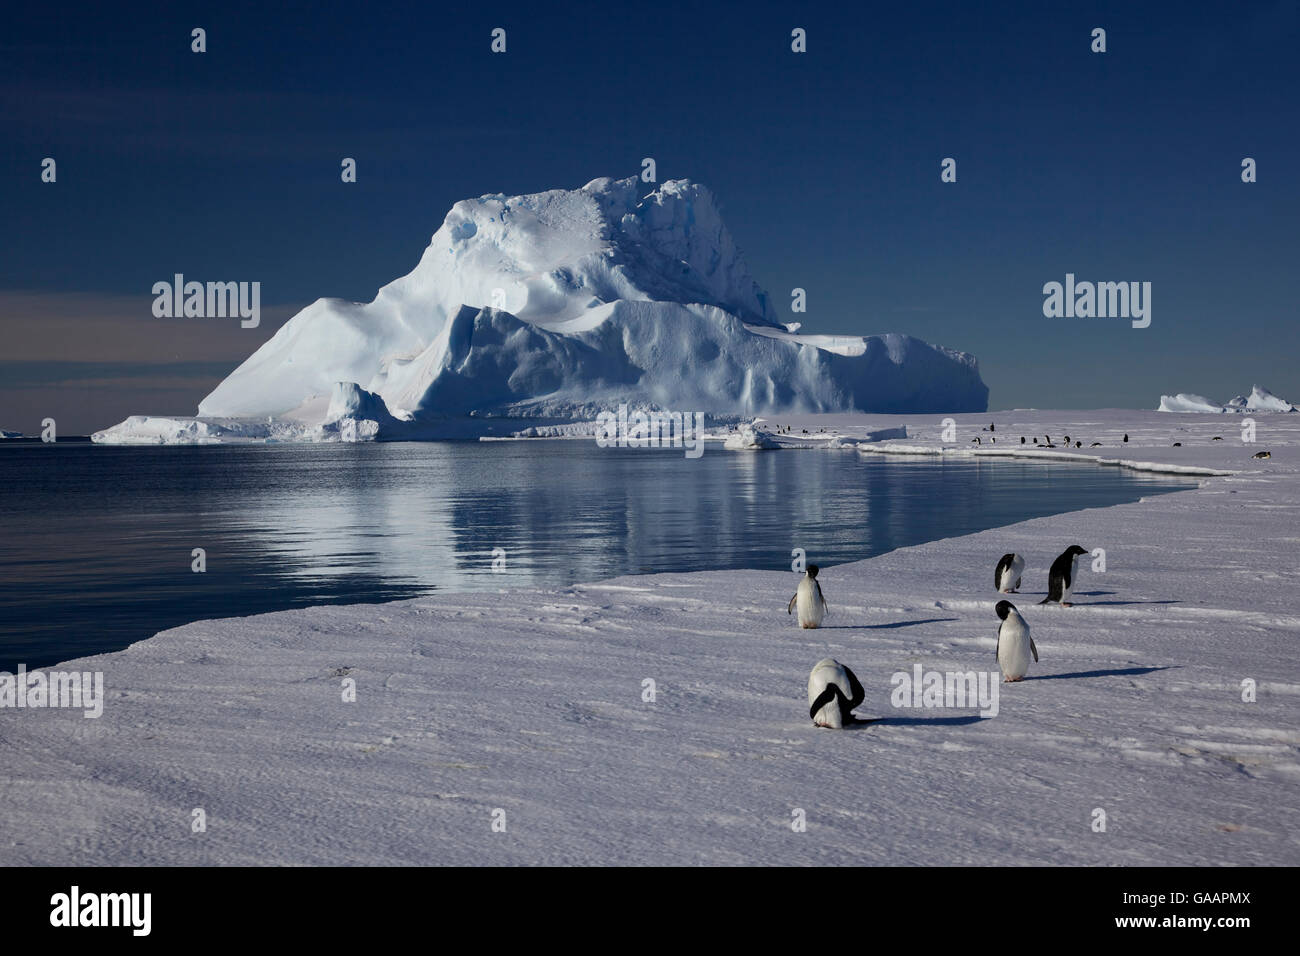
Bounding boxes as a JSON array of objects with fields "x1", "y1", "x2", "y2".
[
  {"x1": 807, "y1": 658, "x2": 865, "y2": 727},
  {"x1": 1040, "y1": 545, "x2": 1089, "y2": 606},
  {"x1": 788, "y1": 564, "x2": 828, "y2": 628},
  {"x1": 994, "y1": 552, "x2": 1025, "y2": 593},
  {"x1": 995, "y1": 601, "x2": 1037, "y2": 682}
]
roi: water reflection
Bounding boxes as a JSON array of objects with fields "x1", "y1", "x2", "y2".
[{"x1": 0, "y1": 440, "x2": 1194, "y2": 668}]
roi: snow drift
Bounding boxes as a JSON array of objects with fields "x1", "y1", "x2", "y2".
[{"x1": 97, "y1": 177, "x2": 986, "y2": 443}]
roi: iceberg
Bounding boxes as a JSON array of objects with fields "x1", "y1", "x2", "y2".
[
  {"x1": 1158, "y1": 385, "x2": 1295, "y2": 414},
  {"x1": 1157, "y1": 393, "x2": 1227, "y2": 414},
  {"x1": 98, "y1": 176, "x2": 989, "y2": 443},
  {"x1": 723, "y1": 422, "x2": 780, "y2": 450}
]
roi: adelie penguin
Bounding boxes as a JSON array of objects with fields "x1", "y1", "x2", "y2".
[
  {"x1": 994, "y1": 552, "x2": 1025, "y2": 593},
  {"x1": 807, "y1": 658, "x2": 865, "y2": 728},
  {"x1": 788, "y1": 564, "x2": 828, "y2": 628},
  {"x1": 1040, "y1": 545, "x2": 1090, "y2": 606},
  {"x1": 995, "y1": 601, "x2": 1038, "y2": 682}
]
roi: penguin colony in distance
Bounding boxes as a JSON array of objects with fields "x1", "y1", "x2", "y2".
[
  {"x1": 788, "y1": 565, "x2": 828, "y2": 628},
  {"x1": 1040, "y1": 545, "x2": 1090, "y2": 606},
  {"x1": 994, "y1": 552, "x2": 1025, "y2": 593},
  {"x1": 807, "y1": 659, "x2": 865, "y2": 728},
  {"x1": 995, "y1": 601, "x2": 1038, "y2": 682}
]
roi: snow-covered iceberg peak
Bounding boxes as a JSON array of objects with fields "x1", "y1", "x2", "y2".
[
  {"x1": 190, "y1": 176, "x2": 988, "y2": 426},
  {"x1": 368, "y1": 176, "x2": 783, "y2": 335},
  {"x1": 1243, "y1": 385, "x2": 1297, "y2": 412}
]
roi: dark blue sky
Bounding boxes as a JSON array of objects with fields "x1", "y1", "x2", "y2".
[{"x1": 3, "y1": 0, "x2": 1298, "y2": 432}]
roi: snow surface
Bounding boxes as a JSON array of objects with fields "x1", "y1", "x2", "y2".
[
  {"x1": 94, "y1": 177, "x2": 986, "y2": 444},
  {"x1": 5, "y1": 409, "x2": 1298, "y2": 865},
  {"x1": 1159, "y1": 385, "x2": 1296, "y2": 414}
]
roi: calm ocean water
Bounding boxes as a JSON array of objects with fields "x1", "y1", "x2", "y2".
[{"x1": 0, "y1": 440, "x2": 1195, "y2": 669}]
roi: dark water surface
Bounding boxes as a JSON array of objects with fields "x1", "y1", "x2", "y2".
[{"x1": 0, "y1": 441, "x2": 1195, "y2": 668}]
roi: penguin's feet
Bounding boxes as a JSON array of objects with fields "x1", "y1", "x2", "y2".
[{"x1": 1061, "y1": 602, "x2": 1073, "y2": 607}]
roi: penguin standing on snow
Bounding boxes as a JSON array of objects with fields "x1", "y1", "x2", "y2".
[
  {"x1": 788, "y1": 565, "x2": 828, "y2": 628},
  {"x1": 994, "y1": 552, "x2": 1025, "y2": 593},
  {"x1": 807, "y1": 658, "x2": 865, "y2": 727},
  {"x1": 995, "y1": 601, "x2": 1038, "y2": 682},
  {"x1": 1040, "y1": 545, "x2": 1089, "y2": 606}
]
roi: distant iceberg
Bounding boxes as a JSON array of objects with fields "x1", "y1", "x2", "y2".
[
  {"x1": 1158, "y1": 385, "x2": 1296, "y2": 414},
  {"x1": 1158, "y1": 393, "x2": 1229, "y2": 414}
]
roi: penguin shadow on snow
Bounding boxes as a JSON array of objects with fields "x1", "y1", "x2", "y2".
[
  {"x1": 1026, "y1": 590, "x2": 1181, "y2": 607},
  {"x1": 1075, "y1": 598, "x2": 1181, "y2": 607},
  {"x1": 1029, "y1": 665, "x2": 1174, "y2": 682},
  {"x1": 813, "y1": 617, "x2": 958, "y2": 631},
  {"x1": 850, "y1": 714, "x2": 986, "y2": 729}
]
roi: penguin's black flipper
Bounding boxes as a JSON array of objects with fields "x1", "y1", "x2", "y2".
[
  {"x1": 844, "y1": 665, "x2": 865, "y2": 711},
  {"x1": 1030, "y1": 637, "x2": 1039, "y2": 663},
  {"x1": 788, "y1": 594, "x2": 797, "y2": 615},
  {"x1": 815, "y1": 581, "x2": 828, "y2": 619}
]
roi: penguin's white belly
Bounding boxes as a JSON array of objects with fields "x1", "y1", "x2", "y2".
[
  {"x1": 1059, "y1": 578, "x2": 1073, "y2": 603},
  {"x1": 999, "y1": 556, "x2": 1024, "y2": 592},
  {"x1": 796, "y1": 579, "x2": 824, "y2": 628},
  {"x1": 998, "y1": 620, "x2": 1033, "y2": 680},
  {"x1": 808, "y1": 659, "x2": 849, "y2": 728}
]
